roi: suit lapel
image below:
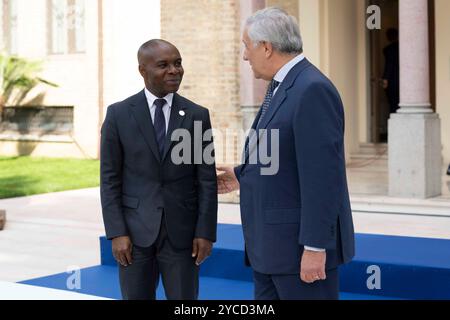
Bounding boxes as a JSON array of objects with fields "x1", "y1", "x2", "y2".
[
  {"x1": 161, "y1": 93, "x2": 187, "y2": 162},
  {"x1": 245, "y1": 107, "x2": 263, "y2": 161},
  {"x1": 246, "y1": 58, "x2": 312, "y2": 161},
  {"x1": 130, "y1": 90, "x2": 161, "y2": 162},
  {"x1": 257, "y1": 58, "x2": 312, "y2": 131},
  {"x1": 252, "y1": 89, "x2": 288, "y2": 150}
]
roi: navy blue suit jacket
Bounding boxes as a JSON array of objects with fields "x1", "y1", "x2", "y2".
[{"x1": 235, "y1": 59, "x2": 355, "y2": 274}]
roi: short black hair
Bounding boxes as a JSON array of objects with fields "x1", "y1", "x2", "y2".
[{"x1": 137, "y1": 39, "x2": 176, "y2": 64}]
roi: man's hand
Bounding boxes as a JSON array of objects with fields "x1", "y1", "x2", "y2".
[
  {"x1": 217, "y1": 166, "x2": 240, "y2": 194},
  {"x1": 192, "y1": 238, "x2": 213, "y2": 266},
  {"x1": 300, "y1": 250, "x2": 327, "y2": 283},
  {"x1": 112, "y1": 236, "x2": 133, "y2": 267},
  {"x1": 382, "y1": 79, "x2": 389, "y2": 89}
]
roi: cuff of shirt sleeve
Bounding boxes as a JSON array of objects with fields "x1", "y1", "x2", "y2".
[{"x1": 304, "y1": 246, "x2": 326, "y2": 252}]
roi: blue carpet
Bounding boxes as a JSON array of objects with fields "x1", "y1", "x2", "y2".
[
  {"x1": 20, "y1": 265, "x2": 255, "y2": 300},
  {"x1": 20, "y1": 265, "x2": 399, "y2": 300},
  {"x1": 21, "y1": 224, "x2": 450, "y2": 300},
  {"x1": 21, "y1": 265, "x2": 119, "y2": 300}
]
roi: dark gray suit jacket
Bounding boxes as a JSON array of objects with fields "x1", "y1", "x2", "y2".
[{"x1": 100, "y1": 90, "x2": 218, "y2": 249}]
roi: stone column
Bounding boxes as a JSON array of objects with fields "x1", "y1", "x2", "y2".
[
  {"x1": 388, "y1": 0, "x2": 442, "y2": 198},
  {"x1": 239, "y1": 0, "x2": 267, "y2": 131}
]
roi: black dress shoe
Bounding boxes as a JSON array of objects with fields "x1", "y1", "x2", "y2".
[{"x1": 447, "y1": 165, "x2": 450, "y2": 176}]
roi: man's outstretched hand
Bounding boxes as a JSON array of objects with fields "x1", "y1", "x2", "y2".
[{"x1": 217, "y1": 166, "x2": 240, "y2": 194}]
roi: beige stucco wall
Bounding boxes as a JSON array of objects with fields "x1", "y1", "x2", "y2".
[
  {"x1": 355, "y1": 0, "x2": 370, "y2": 145},
  {"x1": 267, "y1": 0, "x2": 299, "y2": 18},
  {"x1": 0, "y1": 139, "x2": 82, "y2": 158},
  {"x1": 435, "y1": 0, "x2": 450, "y2": 165},
  {"x1": 298, "y1": 0, "x2": 360, "y2": 158},
  {"x1": 43, "y1": 0, "x2": 101, "y2": 159},
  {"x1": 101, "y1": 0, "x2": 161, "y2": 110},
  {"x1": 1, "y1": 0, "x2": 101, "y2": 159},
  {"x1": 327, "y1": 0, "x2": 360, "y2": 156},
  {"x1": 298, "y1": 0, "x2": 322, "y2": 67}
]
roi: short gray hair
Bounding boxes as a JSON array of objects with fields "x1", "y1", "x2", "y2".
[{"x1": 246, "y1": 7, "x2": 303, "y2": 54}]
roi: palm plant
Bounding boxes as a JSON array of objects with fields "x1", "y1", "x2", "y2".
[
  {"x1": 0, "y1": 53, "x2": 58, "y2": 118},
  {"x1": 0, "y1": 54, "x2": 57, "y2": 222}
]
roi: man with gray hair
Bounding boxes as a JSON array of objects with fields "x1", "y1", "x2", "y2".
[{"x1": 218, "y1": 7, "x2": 355, "y2": 300}]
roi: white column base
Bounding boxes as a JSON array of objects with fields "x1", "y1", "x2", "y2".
[
  {"x1": 388, "y1": 113, "x2": 442, "y2": 199},
  {"x1": 397, "y1": 103, "x2": 433, "y2": 114}
]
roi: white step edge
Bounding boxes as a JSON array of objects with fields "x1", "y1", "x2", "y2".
[{"x1": 350, "y1": 194, "x2": 450, "y2": 217}]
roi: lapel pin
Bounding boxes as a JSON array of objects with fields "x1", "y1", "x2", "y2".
[{"x1": 179, "y1": 110, "x2": 186, "y2": 117}]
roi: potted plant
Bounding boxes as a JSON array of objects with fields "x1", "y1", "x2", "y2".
[{"x1": 0, "y1": 53, "x2": 58, "y2": 117}]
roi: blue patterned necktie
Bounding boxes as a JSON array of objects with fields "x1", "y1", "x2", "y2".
[
  {"x1": 244, "y1": 79, "x2": 280, "y2": 162},
  {"x1": 153, "y1": 98, "x2": 167, "y2": 157},
  {"x1": 256, "y1": 79, "x2": 280, "y2": 129}
]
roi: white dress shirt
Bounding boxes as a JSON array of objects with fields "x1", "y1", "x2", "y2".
[
  {"x1": 271, "y1": 55, "x2": 325, "y2": 253},
  {"x1": 272, "y1": 53, "x2": 304, "y2": 97},
  {"x1": 144, "y1": 88, "x2": 174, "y2": 133}
]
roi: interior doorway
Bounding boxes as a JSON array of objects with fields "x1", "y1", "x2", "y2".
[
  {"x1": 368, "y1": 0, "x2": 398, "y2": 143},
  {"x1": 368, "y1": 0, "x2": 436, "y2": 143}
]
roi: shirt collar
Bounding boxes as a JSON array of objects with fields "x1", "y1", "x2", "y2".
[
  {"x1": 144, "y1": 88, "x2": 174, "y2": 108},
  {"x1": 273, "y1": 53, "x2": 305, "y2": 84}
]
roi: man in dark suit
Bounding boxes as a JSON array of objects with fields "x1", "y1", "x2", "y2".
[
  {"x1": 382, "y1": 28, "x2": 400, "y2": 114},
  {"x1": 100, "y1": 39, "x2": 217, "y2": 300},
  {"x1": 218, "y1": 7, "x2": 355, "y2": 300}
]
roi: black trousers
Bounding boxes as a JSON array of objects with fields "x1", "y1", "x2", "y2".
[{"x1": 119, "y1": 215, "x2": 199, "y2": 300}]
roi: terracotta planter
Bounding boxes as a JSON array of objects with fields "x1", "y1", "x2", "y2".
[
  {"x1": 0, "y1": 96, "x2": 4, "y2": 121},
  {"x1": 0, "y1": 210, "x2": 5, "y2": 231}
]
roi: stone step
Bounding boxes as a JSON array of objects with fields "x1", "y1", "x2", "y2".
[
  {"x1": 349, "y1": 143, "x2": 388, "y2": 166},
  {"x1": 356, "y1": 143, "x2": 388, "y2": 155},
  {"x1": 347, "y1": 155, "x2": 388, "y2": 171},
  {"x1": 350, "y1": 194, "x2": 450, "y2": 217},
  {"x1": 350, "y1": 154, "x2": 388, "y2": 161}
]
